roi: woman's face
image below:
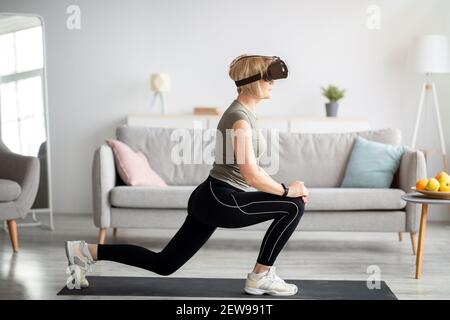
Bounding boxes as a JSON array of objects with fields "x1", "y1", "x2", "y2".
[{"x1": 259, "y1": 79, "x2": 274, "y2": 99}]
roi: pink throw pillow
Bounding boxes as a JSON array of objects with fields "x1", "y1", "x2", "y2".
[{"x1": 106, "y1": 139, "x2": 167, "y2": 186}]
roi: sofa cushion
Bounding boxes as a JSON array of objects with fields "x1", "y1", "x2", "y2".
[
  {"x1": 0, "y1": 179, "x2": 21, "y2": 202},
  {"x1": 341, "y1": 136, "x2": 405, "y2": 188},
  {"x1": 110, "y1": 185, "x2": 196, "y2": 208},
  {"x1": 106, "y1": 139, "x2": 167, "y2": 186},
  {"x1": 306, "y1": 187, "x2": 406, "y2": 211},
  {"x1": 264, "y1": 128, "x2": 402, "y2": 187},
  {"x1": 109, "y1": 185, "x2": 406, "y2": 211}
]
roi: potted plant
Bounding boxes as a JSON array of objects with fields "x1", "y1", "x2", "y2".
[{"x1": 321, "y1": 85, "x2": 345, "y2": 117}]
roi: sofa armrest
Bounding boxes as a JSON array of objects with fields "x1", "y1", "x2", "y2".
[
  {"x1": 92, "y1": 144, "x2": 116, "y2": 228},
  {"x1": 398, "y1": 148, "x2": 427, "y2": 233}
]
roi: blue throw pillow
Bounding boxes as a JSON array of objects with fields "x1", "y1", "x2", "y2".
[{"x1": 341, "y1": 136, "x2": 405, "y2": 188}]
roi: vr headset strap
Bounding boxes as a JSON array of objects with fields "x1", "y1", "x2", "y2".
[{"x1": 234, "y1": 73, "x2": 262, "y2": 87}]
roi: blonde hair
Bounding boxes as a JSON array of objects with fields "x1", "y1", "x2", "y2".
[{"x1": 229, "y1": 54, "x2": 274, "y2": 98}]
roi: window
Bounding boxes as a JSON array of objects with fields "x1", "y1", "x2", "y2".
[{"x1": 0, "y1": 25, "x2": 45, "y2": 156}]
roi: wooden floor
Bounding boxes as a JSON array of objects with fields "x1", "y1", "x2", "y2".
[{"x1": 1, "y1": 213, "x2": 450, "y2": 300}]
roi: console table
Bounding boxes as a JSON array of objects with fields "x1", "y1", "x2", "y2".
[{"x1": 127, "y1": 113, "x2": 370, "y2": 133}]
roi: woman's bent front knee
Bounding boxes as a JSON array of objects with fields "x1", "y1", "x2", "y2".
[{"x1": 287, "y1": 197, "x2": 305, "y2": 216}]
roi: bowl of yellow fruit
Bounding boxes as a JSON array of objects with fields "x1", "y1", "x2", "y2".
[{"x1": 412, "y1": 171, "x2": 450, "y2": 199}]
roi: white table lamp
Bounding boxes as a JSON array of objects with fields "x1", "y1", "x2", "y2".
[
  {"x1": 150, "y1": 73, "x2": 170, "y2": 115},
  {"x1": 409, "y1": 34, "x2": 450, "y2": 172}
]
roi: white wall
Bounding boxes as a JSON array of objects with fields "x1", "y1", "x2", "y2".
[{"x1": 1, "y1": 0, "x2": 449, "y2": 220}]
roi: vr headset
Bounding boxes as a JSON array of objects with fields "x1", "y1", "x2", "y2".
[{"x1": 233, "y1": 55, "x2": 288, "y2": 87}]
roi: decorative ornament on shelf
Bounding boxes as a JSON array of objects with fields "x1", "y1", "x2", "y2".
[
  {"x1": 193, "y1": 106, "x2": 222, "y2": 115},
  {"x1": 321, "y1": 84, "x2": 345, "y2": 117},
  {"x1": 150, "y1": 73, "x2": 170, "y2": 115}
]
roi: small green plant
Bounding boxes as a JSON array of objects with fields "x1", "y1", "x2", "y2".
[{"x1": 321, "y1": 85, "x2": 345, "y2": 103}]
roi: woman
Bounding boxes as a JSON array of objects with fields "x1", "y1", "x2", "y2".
[{"x1": 65, "y1": 54, "x2": 309, "y2": 296}]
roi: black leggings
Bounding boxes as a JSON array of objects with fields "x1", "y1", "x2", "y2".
[{"x1": 97, "y1": 175, "x2": 305, "y2": 275}]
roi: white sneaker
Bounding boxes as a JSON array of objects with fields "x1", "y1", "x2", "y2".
[
  {"x1": 65, "y1": 240, "x2": 95, "y2": 289},
  {"x1": 244, "y1": 267, "x2": 298, "y2": 296}
]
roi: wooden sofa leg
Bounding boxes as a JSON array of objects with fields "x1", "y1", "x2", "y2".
[
  {"x1": 98, "y1": 228, "x2": 107, "y2": 244},
  {"x1": 7, "y1": 220, "x2": 19, "y2": 253},
  {"x1": 410, "y1": 233, "x2": 417, "y2": 255},
  {"x1": 113, "y1": 228, "x2": 118, "y2": 237},
  {"x1": 398, "y1": 232, "x2": 403, "y2": 241}
]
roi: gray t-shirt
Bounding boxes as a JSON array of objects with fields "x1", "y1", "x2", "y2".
[{"x1": 209, "y1": 100, "x2": 267, "y2": 191}]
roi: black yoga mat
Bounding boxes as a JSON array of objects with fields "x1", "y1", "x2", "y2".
[{"x1": 58, "y1": 276, "x2": 397, "y2": 300}]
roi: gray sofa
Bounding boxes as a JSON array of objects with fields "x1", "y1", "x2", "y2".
[{"x1": 92, "y1": 125, "x2": 426, "y2": 254}]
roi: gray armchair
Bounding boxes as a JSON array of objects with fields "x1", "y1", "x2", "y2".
[{"x1": 0, "y1": 138, "x2": 40, "y2": 253}]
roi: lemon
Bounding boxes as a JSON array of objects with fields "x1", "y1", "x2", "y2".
[
  {"x1": 438, "y1": 175, "x2": 450, "y2": 192},
  {"x1": 425, "y1": 178, "x2": 440, "y2": 192}
]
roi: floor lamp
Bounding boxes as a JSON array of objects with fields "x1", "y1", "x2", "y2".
[
  {"x1": 410, "y1": 35, "x2": 450, "y2": 171},
  {"x1": 410, "y1": 34, "x2": 450, "y2": 217},
  {"x1": 150, "y1": 73, "x2": 170, "y2": 115}
]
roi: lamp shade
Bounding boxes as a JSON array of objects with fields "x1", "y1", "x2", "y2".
[
  {"x1": 410, "y1": 35, "x2": 450, "y2": 74},
  {"x1": 150, "y1": 73, "x2": 171, "y2": 92}
]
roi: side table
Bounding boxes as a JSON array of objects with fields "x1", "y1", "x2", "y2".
[{"x1": 401, "y1": 193, "x2": 450, "y2": 279}]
